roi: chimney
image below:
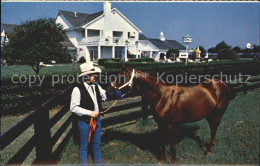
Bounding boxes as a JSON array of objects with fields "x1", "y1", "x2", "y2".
[
  {"x1": 74, "y1": 12, "x2": 77, "y2": 17},
  {"x1": 160, "y1": 31, "x2": 165, "y2": 41},
  {"x1": 103, "y1": 2, "x2": 111, "y2": 16}
]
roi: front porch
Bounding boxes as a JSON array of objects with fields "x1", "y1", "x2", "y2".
[{"x1": 86, "y1": 45, "x2": 127, "y2": 62}]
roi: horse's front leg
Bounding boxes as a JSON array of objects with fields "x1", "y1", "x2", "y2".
[
  {"x1": 157, "y1": 123, "x2": 167, "y2": 162},
  {"x1": 168, "y1": 124, "x2": 178, "y2": 163}
]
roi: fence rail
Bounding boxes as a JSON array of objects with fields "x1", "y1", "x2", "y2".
[
  {"x1": 2, "y1": 61, "x2": 260, "y2": 116},
  {"x1": 1, "y1": 77, "x2": 260, "y2": 165}
]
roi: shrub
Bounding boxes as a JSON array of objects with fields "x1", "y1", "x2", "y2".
[
  {"x1": 103, "y1": 59, "x2": 260, "y2": 74},
  {"x1": 218, "y1": 48, "x2": 238, "y2": 60},
  {"x1": 166, "y1": 49, "x2": 179, "y2": 59},
  {"x1": 128, "y1": 58, "x2": 154, "y2": 62},
  {"x1": 98, "y1": 58, "x2": 121, "y2": 66}
]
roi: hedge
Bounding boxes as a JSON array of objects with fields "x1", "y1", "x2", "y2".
[
  {"x1": 104, "y1": 60, "x2": 260, "y2": 74},
  {"x1": 128, "y1": 57, "x2": 154, "y2": 62},
  {"x1": 98, "y1": 58, "x2": 121, "y2": 66}
]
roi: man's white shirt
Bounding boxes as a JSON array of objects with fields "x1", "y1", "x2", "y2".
[{"x1": 70, "y1": 82, "x2": 107, "y2": 116}]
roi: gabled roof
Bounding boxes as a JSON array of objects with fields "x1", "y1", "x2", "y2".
[
  {"x1": 57, "y1": 10, "x2": 103, "y2": 27},
  {"x1": 60, "y1": 35, "x2": 76, "y2": 49},
  {"x1": 112, "y1": 8, "x2": 141, "y2": 33},
  {"x1": 148, "y1": 39, "x2": 186, "y2": 50},
  {"x1": 139, "y1": 33, "x2": 149, "y2": 40},
  {"x1": 1, "y1": 23, "x2": 17, "y2": 35}
]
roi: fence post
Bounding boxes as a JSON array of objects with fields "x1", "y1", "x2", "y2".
[
  {"x1": 141, "y1": 97, "x2": 149, "y2": 120},
  {"x1": 72, "y1": 113, "x2": 80, "y2": 144},
  {"x1": 242, "y1": 75, "x2": 247, "y2": 94},
  {"x1": 34, "y1": 106, "x2": 52, "y2": 162}
]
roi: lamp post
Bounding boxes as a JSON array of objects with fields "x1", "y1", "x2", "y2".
[
  {"x1": 183, "y1": 35, "x2": 192, "y2": 65},
  {"x1": 135, "y1": 41, "x2": 139, "y2": 59},
  {"x1": 125, "y1": 40, "x2": 129, "y2": 62}
]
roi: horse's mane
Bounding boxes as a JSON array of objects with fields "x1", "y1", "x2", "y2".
[{"x1": 136, "y1": 70, "x2": 167, "y2": 86}]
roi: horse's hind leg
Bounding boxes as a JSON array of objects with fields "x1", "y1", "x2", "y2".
[
  {"x1": 168, "y1": 124, "x2": 178, "y2": 163},
  {"x1": 205, "y1": 109, "x2": 224, "y2": 155}
]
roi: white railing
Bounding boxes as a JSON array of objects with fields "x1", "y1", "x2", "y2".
[
  {"x1": 81, "y1": 36, "x2": 126, "y2": 44},
  {"x1": 81, "y1": 36, "x2": 100, "y2": 43}
]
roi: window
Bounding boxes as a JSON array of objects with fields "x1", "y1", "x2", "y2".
[
  {"x1": 90, "y1": 50, "x2": 98, "y2": 61},
  {"x1": 90, "y1": 50, "x2": 94, "y2": 61},
  {"x1": 128, "y1": 32, "x2": 135, "y2": 38},
  {"x1": 115, "y1": 50, "x2": 122, "y2": 58}
]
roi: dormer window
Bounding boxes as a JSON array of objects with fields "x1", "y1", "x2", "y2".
[{"x1": 128, "y1": 32, "x2": 135, "y2": 38}]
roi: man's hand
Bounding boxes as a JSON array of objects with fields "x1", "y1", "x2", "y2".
[{"x1": 90, "y1": 111, "x2": 99, "y2": 118}]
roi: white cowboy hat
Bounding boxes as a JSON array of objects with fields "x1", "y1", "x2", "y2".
[{"x1": 78, "y1": 62, "x2": 101, "y2": 77}]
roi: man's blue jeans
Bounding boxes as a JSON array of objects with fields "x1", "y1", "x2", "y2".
[{"x1": 78, "y1": 117, "x2": 102, "y2": 165}]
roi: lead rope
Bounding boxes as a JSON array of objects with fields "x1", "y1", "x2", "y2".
[
  {"x1": 89, "y1": 93, "x2": 128, "y2": 142},
  {"x1": 89, "y1": 70, "x2": 135, "y2": 142},
  {"x1": 99, "y1": 93, "x2": 127, "y2": 115}
]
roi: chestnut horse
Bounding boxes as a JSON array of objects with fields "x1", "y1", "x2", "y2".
[{"x1": 106, "y1": 64, "x2": 233, "y2": 162}]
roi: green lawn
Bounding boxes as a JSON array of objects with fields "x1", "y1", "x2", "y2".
[
  {"x1": 1, "y1": 89, "x2": 259, "y2": 165},
  {"x1": 60, "y1": 89, "x2": 259, "y2": 165},
  {"x1": 1, "y1": 64, "x2": 81, "y2": 78},
  {"x1": 2, "y1": 60, "x2": 259, "y2": 78},
  {"x1": 1, "y1": 106, "x2": 71, "y2": 165}
]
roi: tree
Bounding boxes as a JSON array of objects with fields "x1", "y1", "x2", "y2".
[
  {"x1": 5, "y1": 18, "x2": 71, "y2": 74},
  {"x1": 198, "y1": 46, "x2": 206, "y2": 58},
  {"x1": 208, "y1": 47, "x2": 216, "y2": 53},
  {"x1": 252, "y1": 45, "x2": 260, "y2": 53},
  {"x1": 233, "y1": 46, "x2": 241, "y2": 53},
  {"x1": 215, "y1": 40, "x2": 231, "y2": 53},
  {"x1": 190, "y1": 46, "x2": 206, "y2": 59},
  {"x1": 218, "y1": 48, "x2": 237, "y2": 60},
  {"x1": 166, "y1": 49, "x2": 179, "y2": 59}
]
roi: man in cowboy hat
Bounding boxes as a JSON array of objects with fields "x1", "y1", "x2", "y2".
[{"x1": 70, "y1": 61, "x2": 106, "y2": 165}]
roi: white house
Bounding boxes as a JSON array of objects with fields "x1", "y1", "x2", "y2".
[
  {"x1": 56, "y1": 2, "x2": 142, "y2": 62},
  {"x1": 139, "y1": 32, "x2": 186, "y2": 61},
  {"x1": 55, "y1": 2, "x2": 185, "y2": 62},
  {"x1": 1, "y1": 23, "x2": 16, "y2": 47}
]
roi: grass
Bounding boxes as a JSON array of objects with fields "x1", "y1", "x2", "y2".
[
  {"x1": 0, "y1": 106, "x2": 71, "y2": 165},
  {"x1": 2, "y1": 60, "x2": 259, "y2": 78},
  {"x1": 1, "y1": 90, "x2": 259, "y2": 165},
  {"x1": 59, "y1": 89, "x2": 260, "y2": 165},
  {"x1": 1, "y1": 63, "x2": 81, "y2": 78}
]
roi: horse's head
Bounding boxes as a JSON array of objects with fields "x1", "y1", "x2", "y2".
[{"x1": 106, "y1": 63, "x2": 135, "y2": 100}]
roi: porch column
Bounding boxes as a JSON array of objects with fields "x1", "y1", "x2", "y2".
[
  {"x1": 150, "y1": 51, "x2": 153, "y2": 58},
  {"x1": 98, "y1": 46, "x2": 101, "y2": 59},
  {"x1": 125, "y1": 46, "x2": 128, "y2": 61},
  {"x1": 112, "y1": 46, "x2": 115, "y2": 58},
  {"x1": 99, "y1": 30, "x2": 102, "y2": 42},
  {"x1": 85, "y1": 29, "x2": 88, "y2": 38},
  {"x1": 85, "y1": 47, "x2": 90, "y2": 62}
]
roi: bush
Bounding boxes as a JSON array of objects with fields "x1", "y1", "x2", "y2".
[
  {"x1": 128, "y1": 58, "x2": 154, "y2": 62},
  {"x1": 98, "y1": 58, "x2": 121, "y2": 66},
  {"x1": 103, "y1": 59, "x2": 260, "y2": 74},
  {"x1": 218, "y1": 48, "x2": 238, "y2": 60},
  {"x1": 166, "y1": 49, "x2": 179, "y2": 59}
]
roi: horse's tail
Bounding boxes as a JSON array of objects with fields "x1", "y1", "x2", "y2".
[{"x1": 226, "y1": 83, "x2": 236, "y2": 100}]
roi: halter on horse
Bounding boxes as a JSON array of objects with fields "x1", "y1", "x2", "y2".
[{"x1": 106, "y1": 64, "x2": 233, "y2": 163}]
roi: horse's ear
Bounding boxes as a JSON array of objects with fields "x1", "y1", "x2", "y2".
[{"x1": 121, "y1": 63, "x2": 131, "y2": 71}]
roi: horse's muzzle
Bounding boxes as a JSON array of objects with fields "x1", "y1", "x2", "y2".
[{"x1": 106, "y1": 89, "x2": 123, "y2": 100}]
